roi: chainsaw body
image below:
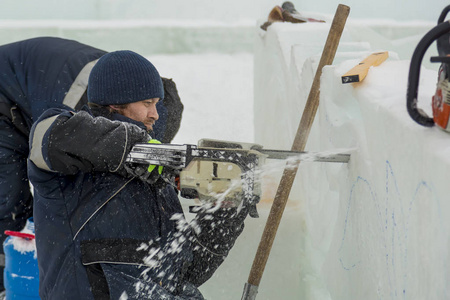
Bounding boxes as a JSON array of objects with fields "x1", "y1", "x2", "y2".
[
  {"x1": 178, "y1": 139, "x2": 264, "y2": 210},
  {"x1": 127, "y1": 139, "x2": 265, "y2": 217},
  {"x1": 432, "y1": 61, "x2": 450, "y2": 130},
  {"x1": 407, "y1": 5, "x2": 450, "y2": 129}
]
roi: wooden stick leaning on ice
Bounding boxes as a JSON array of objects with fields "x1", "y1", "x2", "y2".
[{"x1": 241, "y1": 4, "x2": 351, "y2": 300}]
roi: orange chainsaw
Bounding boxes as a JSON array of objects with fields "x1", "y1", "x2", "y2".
[{"x1": 407, "y1": 5, "x2": 450, "y2": 130}]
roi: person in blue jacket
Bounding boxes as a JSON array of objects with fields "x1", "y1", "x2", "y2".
[
  {"x1": 0, "y1": 37, "x2": 106, "y2": 290},
  {"x1": 28, "y1": 50, "x2": 247, "y2": 299},
  {"x1": 0, "y1": 37, "x2": 183, "y2": 290}
]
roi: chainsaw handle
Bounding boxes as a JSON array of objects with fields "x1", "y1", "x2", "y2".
[
  {"x1": 407, "y1": 21, "x2": 450, "y2": 127},
  {"x1": 438, "y1": 6, "x2": 450, "y2": 57},
  {"x1": 438, "y1": 5, "x2": 450, "y2": 24}
]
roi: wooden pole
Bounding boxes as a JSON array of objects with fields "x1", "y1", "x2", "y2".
[{"x1": 241, "y1": 4, "x2": 350, "y2": 299}]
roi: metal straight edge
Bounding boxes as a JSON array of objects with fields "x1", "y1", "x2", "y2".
[{"x1": 260, "y1": 149, "x2": 351, "y2": 163}]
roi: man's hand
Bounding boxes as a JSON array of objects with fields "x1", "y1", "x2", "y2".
[
  {"x1": 124, "y1": 139, "x2": 180, "y2": 188},
  {"x1": 125, "y1": 139, "x2": 164, "y2": 184},
  {"x1": 146, "y1": 139, "x2": 164, "y2": 174}
]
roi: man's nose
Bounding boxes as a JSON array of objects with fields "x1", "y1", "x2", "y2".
[{"x1": 149, "y1": 105, "x2": 159, "y2": 120}]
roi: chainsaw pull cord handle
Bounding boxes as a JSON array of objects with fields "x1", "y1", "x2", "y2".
[
  {"x1": 407, "y1": 20, "x2": 450, "y2": 127},
  {"x1": 438, "y1": 5, "x2": 450, "y2": 24},
  {"x1": 437, "y1": 5, "x2": 450, "y2": 57}
]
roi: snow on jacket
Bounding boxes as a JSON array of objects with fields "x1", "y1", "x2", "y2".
[{"x1": 28, "y1": 107, "x2": 245, "y2": 299}]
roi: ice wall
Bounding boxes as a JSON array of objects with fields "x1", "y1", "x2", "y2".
[
  {"x1": 0, "y1": 20, "x2": 257, "y2": 55},
  {"x1": 1, "y1": 0, "x2": 447, "y2": 22},
  {"x1": 254, "y1": 17, "x2": 450, "y2": 299},
  {"x1": 0, "y1": 0, "x2": 445, "y2": 56}
]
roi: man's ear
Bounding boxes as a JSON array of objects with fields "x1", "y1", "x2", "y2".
[{"x1": 109, "y1": 105, "x2": 120, "y2": 111}]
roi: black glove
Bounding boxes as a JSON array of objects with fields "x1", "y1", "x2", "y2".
[
  {"x1": 124, "y1": 138, "x2": 179, "y2": 187},
  {"x1": 124, "y1": 162, "x2": 178, "y2": 188},
  {"x1": 123, "y1": 162, "x2": 160, "y2": 184}
]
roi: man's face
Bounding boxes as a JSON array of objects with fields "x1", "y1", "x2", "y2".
[{"x1": 111, "y1": 98, "x2": 159, "y2": 131}]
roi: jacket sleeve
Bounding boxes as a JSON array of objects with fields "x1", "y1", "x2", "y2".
[
  {"x1": 183, "y1": 207, "x2": 248, "y2": 287},
  {"x1": 29, "y1": 108, "x2": 149, "y2": 175}
]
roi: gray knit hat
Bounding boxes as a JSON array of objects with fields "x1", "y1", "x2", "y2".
[{"x1": 87, "y1": 50, "x2": 164, "y2": 105}]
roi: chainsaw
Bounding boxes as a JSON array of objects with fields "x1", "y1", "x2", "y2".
[
  {"x1": 126, "y1": 139, "x2": 351, "y2": 217},
  {"x1": 407, "y1": 5, "x2": 450, "y2": 130}
]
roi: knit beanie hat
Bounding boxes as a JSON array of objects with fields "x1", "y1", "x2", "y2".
[{"x1": 87, "y1": 50, "x2": 164, "y2": 105}]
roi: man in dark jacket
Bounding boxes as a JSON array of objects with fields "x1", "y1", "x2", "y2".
[
  {"x1": 28, "y1": 50, "x2": 247, "y2": 299},
  {"x1": 0, "y1": 37, "x2": 183, "y2": 290},
  {"x1": 0, "y1": 37, "x2": 106, "y2": 290}
]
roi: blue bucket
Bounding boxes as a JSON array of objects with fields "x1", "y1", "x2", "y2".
[{"x1": 3, "y1": 218, "x2": 40, "y2": 299}]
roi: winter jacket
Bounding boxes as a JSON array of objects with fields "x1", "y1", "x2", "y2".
[
  {"x1": 0, "y1": 36, "x2": 182, "y2": 265},
  {"x1": 0, "y1": 37, "x2": 107, "y2": 290},
  {"x1": 154, "y1": 77, "x2": 184, "y2": 143},
  {"x1": 28, "y1": 107, "x2": 246, "y2": 299},
  {"x1": 0, "y1": 37, "x2": 107, "y2": 134},
  {"x1": 0, "y1": 37, "x2": 183, "y2": 292}
]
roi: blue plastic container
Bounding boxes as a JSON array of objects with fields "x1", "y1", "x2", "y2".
[{"x1": 3, "y1": 218, "x2": 40, "y2": 300}]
